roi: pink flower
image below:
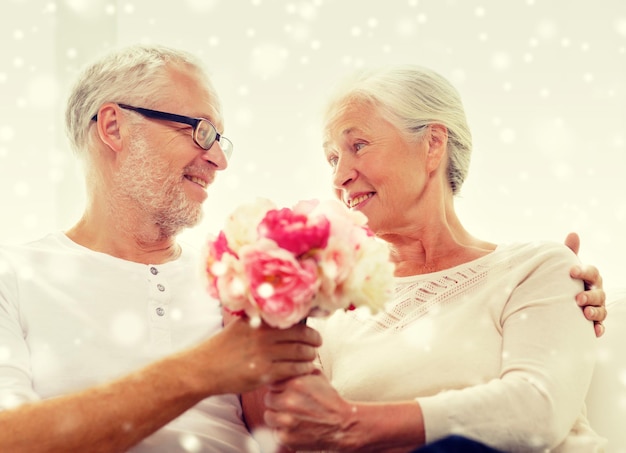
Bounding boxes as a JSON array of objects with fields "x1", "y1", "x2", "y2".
[
  {"x1": 209, "y1": 231, "x2": 235, "y2": 260},
  {"x1": 258, "y1": 207, "x2": 330, "y2": 257},
  {"x1": 203, "y1": 197, "x2": 396, "y2": 329},
  {"x1": 240, "y1": 239, "x2": 320, "y2": 328},
  {"x1": 214, "y1": 253, "x2": 250, "y2": 312},
  {"x1": 313, "y1": 236, "x2": 358, "y2": 312},
  {"x1": 205, "y1": 231, "x2": 237, "y2": 299}
]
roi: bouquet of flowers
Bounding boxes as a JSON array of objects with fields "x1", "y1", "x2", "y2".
[{"x1": 204, "y1": 198, "x2": 395, "y2": 329}]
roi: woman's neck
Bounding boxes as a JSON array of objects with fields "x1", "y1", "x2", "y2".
[{"x1": 379, "y1": 203, "x2": 496, "y2": 277}]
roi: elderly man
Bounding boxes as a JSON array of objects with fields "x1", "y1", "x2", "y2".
[{"x1": 0, "y1": 45, "x2": 321, "y2": 452}]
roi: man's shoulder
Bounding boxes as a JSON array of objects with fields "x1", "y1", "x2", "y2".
[{"x1": 0, "y1": 232, "x2": 64, "y2": 260}]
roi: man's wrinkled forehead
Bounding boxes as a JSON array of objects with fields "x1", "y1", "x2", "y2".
[{"x1": 164, "y1": 64, "x2": 226, "y2": 130}]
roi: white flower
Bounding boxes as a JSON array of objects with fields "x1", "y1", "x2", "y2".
[
  {"x1": 344, "y1": 237, "x2": 395, "y2": 313},
  {"x1": 223, "y1": 197, "x2": 276, "y2": 253}
]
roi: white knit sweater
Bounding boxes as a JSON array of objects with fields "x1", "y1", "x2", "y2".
[{"x1": 311, "y1": 241, "x2": 605, "y2": 452}]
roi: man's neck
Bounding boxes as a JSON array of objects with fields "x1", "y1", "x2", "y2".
[{"x1": 66, "y1": 214, "x2": 182, "y2": 265}]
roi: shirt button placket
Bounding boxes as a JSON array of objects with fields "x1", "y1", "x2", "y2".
[{"x1": 147, "y1": 265, "x2": 172, "y2": 351}]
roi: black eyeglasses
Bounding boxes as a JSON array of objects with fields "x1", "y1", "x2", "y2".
[{"x1": 91, "y1": 104, "x2": 233, "y2": 160}]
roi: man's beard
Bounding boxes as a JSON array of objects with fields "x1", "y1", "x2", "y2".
[{"x1": 109, "y1": 134, "x2": 204, "y2": 240}]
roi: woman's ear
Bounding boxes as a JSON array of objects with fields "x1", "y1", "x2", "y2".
[
  {"x1": 426, "y1": 124, "x2": 448, "y2": 173},
  {"x1": 94, "y1": 103, "x2": 124, "y2": 153}
]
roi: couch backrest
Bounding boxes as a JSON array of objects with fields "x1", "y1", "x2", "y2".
[{"x1": 585, "y1": 288, "x2": 626, "y2": 452}]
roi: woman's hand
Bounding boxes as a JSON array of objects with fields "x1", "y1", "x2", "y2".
[
  {"x1": 264, "y1": 370, "x2": 359, "y2": 451},
  {"x1": 564, "y1": 232, "x2": 607, "y2": 337},
  {"x1": 264, "y1": 370, "x2": 425, "y2": 452}
]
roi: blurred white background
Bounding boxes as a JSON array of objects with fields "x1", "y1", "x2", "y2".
[{"x1": 0, "y1": 0, "x2": 624, "y2": 291}]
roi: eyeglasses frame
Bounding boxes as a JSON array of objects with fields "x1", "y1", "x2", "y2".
[{"x1": 91, "y1": 103, "x2": 233, "y2": 159}]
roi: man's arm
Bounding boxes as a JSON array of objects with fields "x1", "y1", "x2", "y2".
[{"x1": 0, "y1": 319, "x2": 321, "y2": 453}]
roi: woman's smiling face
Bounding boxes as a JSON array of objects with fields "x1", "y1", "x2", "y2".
[{"x1": 323, "y1": 99, "x2": 432, "y2": 235}]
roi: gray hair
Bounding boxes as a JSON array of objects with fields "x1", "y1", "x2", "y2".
[
  {"x1": 65, "y1": 44, "x2": 217, "y2": 155},
  {"x1": 324, "y1": 65, "x2": 473, "y2": 195}
]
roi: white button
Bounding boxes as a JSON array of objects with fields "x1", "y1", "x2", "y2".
[
  {"x1": 157, "y1": 284, "x2": 165, "y2": 292},
  {"x1": 150, "y1": 267, "x2": 158, "y2": 275},
  {"x1": 156, "y1": 307, "x2": 165, "y2": 316}
]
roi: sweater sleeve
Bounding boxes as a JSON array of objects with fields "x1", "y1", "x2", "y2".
[{"x1": 417, "y1": 242, "x2": 597, "y2": 452}]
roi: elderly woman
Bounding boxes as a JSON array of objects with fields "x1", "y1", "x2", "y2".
[{"x1": 251, "y1": 66, "x2": 606, "y2": 452}]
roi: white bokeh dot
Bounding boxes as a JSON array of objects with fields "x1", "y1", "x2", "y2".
[
  {"x1": 491, "y1": 51, "x2": 512, "y2": 71},
  {"x1": 397, "y1": 19, "x2": 415, "y2": 36},
  {"x1": 250, "y1": 43, "x2": 289, "y2": 79},
  {"x1": 0, "y1": 346, "x2": 10, "y2": 361},
  {"x1": 235, "y1": 108, "x2": 252, "y2": 127},
  {"x1": 368, "y1": 18, "x2": 378, "y2": 28},
  {"x1": 63, "y1": 0, "x2": 101, "y2": 17},
  {"x1": 27, "y1": 75, "x2": 59, "y2": 110},
  {"x1": 475, "y1": 7, "x2": 485, "y2": 17},
  {"x1": 449, "y1": 69, "x2": 466, "y2": 86},
  {"x1": 287, "y1": 23, "x2": 309, "y2": 40},
  {"x1": 14, "y1": 181, "x2": 30, "y2": 197},
  {"x1": 67, "y1": 48, "x2": 78, "y2": 59},
  {"x1": 13, "y1": 29, "x2": 25, "y2": 40},
  {"x1": 553, "y1": 162, "x2": 573, "y2": 181},
  {"x1": 351, "y1": 26, "x2": 362, "y2": 37},
  {"x1": 179, "y1": 433, "x2": 202, "y2": 452},
  {"x1": 0, "y1": 73, "x2": 7, "y2": 83},
  {"x1": 123, "y1": 3, "x2": 134, "y2": 13},
  {"x1": 223, "y1": 172, "x2": 241, "y2": 191},
  {"x1": 297, "y1": 2, "x2": 317, "y2": 20},
  {"x1": 170, "y1": 308, "x2": 182, "y2": 321},
  {"x1": 110, "y1": 311, "x2": 145, "y2": 346},
  {"x1": 615, "y1": 17, "x2": 626, "y2": 36},
  {"x1": 48, "y1": 166, "x2": 64, "y2": 184},
  {"x1": 185, "y1": 0, "x2": 220, "y2": 12},
  {"x1": 537, "y1": 20, "x2": 557, "y2": 40},
  {"x1": 0, "y1": 126, "x2": 15, "y2": 142},
  {"x1": 500, "y1": 128, "x2": 516, "y2": 144}
]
